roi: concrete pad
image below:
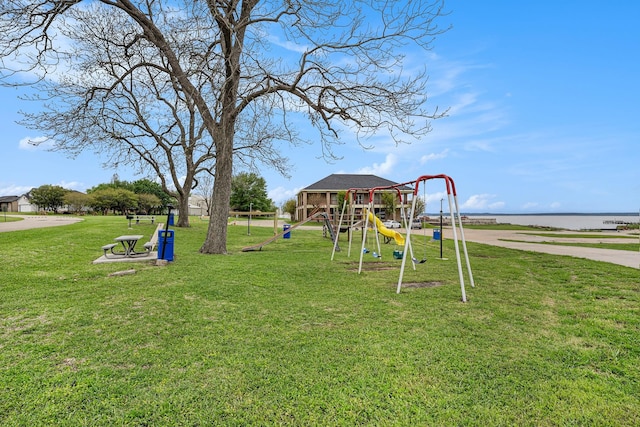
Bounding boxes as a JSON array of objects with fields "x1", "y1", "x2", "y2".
[{"x1": 93, "y1": 252, "x2": 158, "y2": 264}]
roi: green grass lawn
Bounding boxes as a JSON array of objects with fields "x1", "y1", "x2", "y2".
[
  {"x1": 525, "y1": 232, "x2": 638, "y2": 239},
  {"x1": 502, "y1": 232, "x2": 640, "y2": 252},
  {"x1": 0, "y1": 215, "x2": 23, "y2": 223},
  {"x1": 1, "y1": 216, "x2": 639, "y2": 426},
  {"x1": 531, "y1": 241, "x2": 640, "y2": 252}
]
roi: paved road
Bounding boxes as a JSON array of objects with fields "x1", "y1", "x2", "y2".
[
  {"x1": 449, "y1": 228, "x2": 640, "y2": 269},
  {"x1": 0, "y1": 214, "x2": 83, "y2": 232}
]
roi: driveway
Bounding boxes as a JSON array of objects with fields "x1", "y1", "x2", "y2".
[{"x1": 0, "y1": 214, "x2": 84, "y2": 232}]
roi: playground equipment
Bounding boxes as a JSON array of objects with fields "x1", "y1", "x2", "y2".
[
  {"x1": 331, "y1": 186, "x2": 411, "y2": 264},
  {"x1": 357, "y1": 186, "x2": 412, "y2": 274},
  {"x1": 241, "y1": 207, "x2": 337, "y2": 252},
  {"x1": 397, "y1": 174, "x2": 474, "y2": 302},
  {"x1": 367, "y1": 211, "x2": 405, "y2": 245},
  {"x1": 331, "y1": 187, "x2": 369, "y2": 261},
  {"x1": 332, "y1": 175, "x2": 474, "y2": 302}
]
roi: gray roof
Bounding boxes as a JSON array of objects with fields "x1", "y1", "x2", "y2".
[
  {"x1": 0, "y1": 195, "x2": 19, "y2": 203},
  {"x1": 303, "y1": 174, "x2": 411, "y2": 191}
]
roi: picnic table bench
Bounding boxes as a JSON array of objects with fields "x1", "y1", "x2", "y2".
[
  {"x1": 133, "y1": 215, "x2": 155, "y2": 224},
  {"x1": 101, "y1": 223, "x2": 164, "y2": 258},
  {"x1": 143, "y1": 223, "x2": 164, "y2": 252}
]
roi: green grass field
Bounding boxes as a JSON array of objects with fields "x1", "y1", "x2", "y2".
[
  {"x1": 1, "y1": 216, "x2": 639, "y2": 426},
  {"x1": 0, "y1": 215, "x2": 23, "y2": 223}
]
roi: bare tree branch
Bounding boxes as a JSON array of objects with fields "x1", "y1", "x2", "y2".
[{"x1": 1, "y1": 0, "x2": 448, "y2": 253}]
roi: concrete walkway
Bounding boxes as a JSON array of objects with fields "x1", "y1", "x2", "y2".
[
  {"x1": 0, "y1": 214, "x2": 83, "y2": 231},
  {"x1": 449, "y1": 228, "x2": 640, "y2": 269}
]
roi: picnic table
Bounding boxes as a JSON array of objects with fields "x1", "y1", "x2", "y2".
[{"x1": 102, "y1": 235, "x2": 146, "y2": 258}]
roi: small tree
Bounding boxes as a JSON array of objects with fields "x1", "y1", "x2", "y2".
[
  {"x1": 336, "y1": 191, "x2": 348, "y2": 210},
  {"x1": 63, "y1": 191, "x2": 90, "y2": 214},
  {"x1": 193, "y1": 173, "x2": 215, "y2": 216},
  {"x1": 136, "y1": 194, "x2": 162, "y2": 215},
  {"x1": 381, "y1": 193, "x2": 397, "y2": 220},
  {"x1": 282, "y1": 198, "x2": 297, "y2": 220},
  {"x1": 413, "y1": 197, "x2": 426, "y2": 219},
  {"x1": 131, "y1": 179, "x2": 173, "y2": 212},
  {"x1": 88, "y1": 188, "x2": 137, "y2": 215},
  {"x1": 88, "y1": 189, "x2": 118, "y2": 215},
  {"x1": 30, "y1": 185, "x2": 67, "y2": 213},
  {"x1": 113, "y1": 189, "x2": 139, "y2": 215},
  {"x1": 230, "y1": 173, "x2": 273, "y2": 212}
]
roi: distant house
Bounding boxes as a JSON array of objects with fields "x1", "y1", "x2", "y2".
[
  {"x1": 187, "y1": 194, "x2": 208, "y2": 216},
  {"x1": 17, "y1": 192, "x2": 37, "y2": 213},
  {"x1": 0, "y1": 195, "x2": 19, "y2": 212},
  {"x1": 295, "y1": 174, "x2": 413, "y2": 221}
]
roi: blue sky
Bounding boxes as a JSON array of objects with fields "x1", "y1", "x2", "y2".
[{"x1": 1, "y1": 1, "x2": 638, "y2": 213}]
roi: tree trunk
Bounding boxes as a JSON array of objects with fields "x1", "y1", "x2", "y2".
[
  {"x1": 176, "y1": 193, "x2": 190, "y2": 228},
  {"x1": 200, "y1": 130, "x2": 233, "y2": 254}
]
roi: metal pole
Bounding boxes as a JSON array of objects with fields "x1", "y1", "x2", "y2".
[
  {"x1": 247, "y1": 202, "x2": 252, "y2": 235},
  {"x1": 440, "y1": 198, "x2": 444, "y2": 259}
]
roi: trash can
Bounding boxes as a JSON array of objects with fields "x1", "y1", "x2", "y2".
[
  {"x1": 158, "y1": 229, "x2": 175, "y2": 261},
  {"x1": 432, "y1": 229, "x2": 441, "y2": 241},
  {"x1": 283, "y1": 224, "x2": 291, "y2": 239},
  {"x1": 168, "y1": 213, "x2": 175, "y2": 226}
]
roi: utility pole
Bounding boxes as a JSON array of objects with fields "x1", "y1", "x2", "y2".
[{"x1": 440, "y1": 198, "x2": 444, "y2": 259}]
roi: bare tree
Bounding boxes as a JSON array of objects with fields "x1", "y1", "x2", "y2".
[
  {"x1": 1, "y1": 2, "x2": 286, "y2": 228},
  {"x1": 193, "y1": 172, "x2": 215, "y2": 216},
  {"x1": 0, "y1": 0, "x2": 447, "y2": 254}
]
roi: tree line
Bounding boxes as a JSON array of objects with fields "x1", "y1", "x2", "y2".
[
  {"x1": 29, "y1": 179, "x2": 172, "y2": 215},
  {"x1": 29, "y1": 172, "x2": 278, "y2": 217}
]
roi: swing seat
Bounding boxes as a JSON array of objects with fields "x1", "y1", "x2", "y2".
[
  {"x1": 363, "y1": 248, "x2": 370, "y2": 253},
  {"x1": 412, "y1": 257, "x2": 427, "y2": 264},
  {"x1": 393, "y1": 250, "x2": 403, "y2": 259}
]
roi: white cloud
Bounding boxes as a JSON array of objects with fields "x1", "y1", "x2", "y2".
[
  {"x1": 463, "y1": 140, "x2": 494, "y2": 152},
  {"x1": 488, "y1": 201, "x2": 506, "y2": 210},
  {"x1": 522, "y1": 202, "x2": 539, "y2": 210},
  {"x1": 57, "y1": 180, "x2": 85, "y2": 191},
  {"x1": 461, "y1": 193, "x2": 503, "y2": 210},
  {"x1": 419, "y1": 149, "x2": 449, "y2": 165},
  {"x1": 265, "y1": 33, "x2": 309, "y2": 54},
  {"x1": 423, "y1": 191, "x2": 447, "y2": 207},
  {"x1": 550, "y1": 202, "x2": 562, "y2": 209},
  {"x1": 18, "y1": 136, "x2": 55, "y2": 151},
  {"x1": 269, "y1": 186, "x2": 302, "y2": 206},
  {"x1": 0, "y1": 181, "x2": 85, "y2": 196},
  {"x1": 0, "y1": 184, "x2": 34, "y2": 196},
  {"x1": 356, "y1": 153, "x2": 398, "y2": 176}
]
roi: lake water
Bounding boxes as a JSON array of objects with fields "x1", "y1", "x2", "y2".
[{"x1": 469, "y1": 214, "x2": 640, "y2": 231}]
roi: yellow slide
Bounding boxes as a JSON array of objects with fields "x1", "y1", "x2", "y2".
[{"x1": 367, "y1": 211, "x2": 405, "y2": 246}]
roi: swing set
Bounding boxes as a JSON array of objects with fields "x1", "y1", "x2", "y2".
[
  {"x1": 330, "y1": 186, "x2": 406, "y2": 261},
  {"x1": 331, "y1": 174, "x2": 474, "y2": 302}
]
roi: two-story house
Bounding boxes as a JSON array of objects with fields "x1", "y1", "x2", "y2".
[{"x1": 295, "y1": 174, "x2": 413, "y2": 222}]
